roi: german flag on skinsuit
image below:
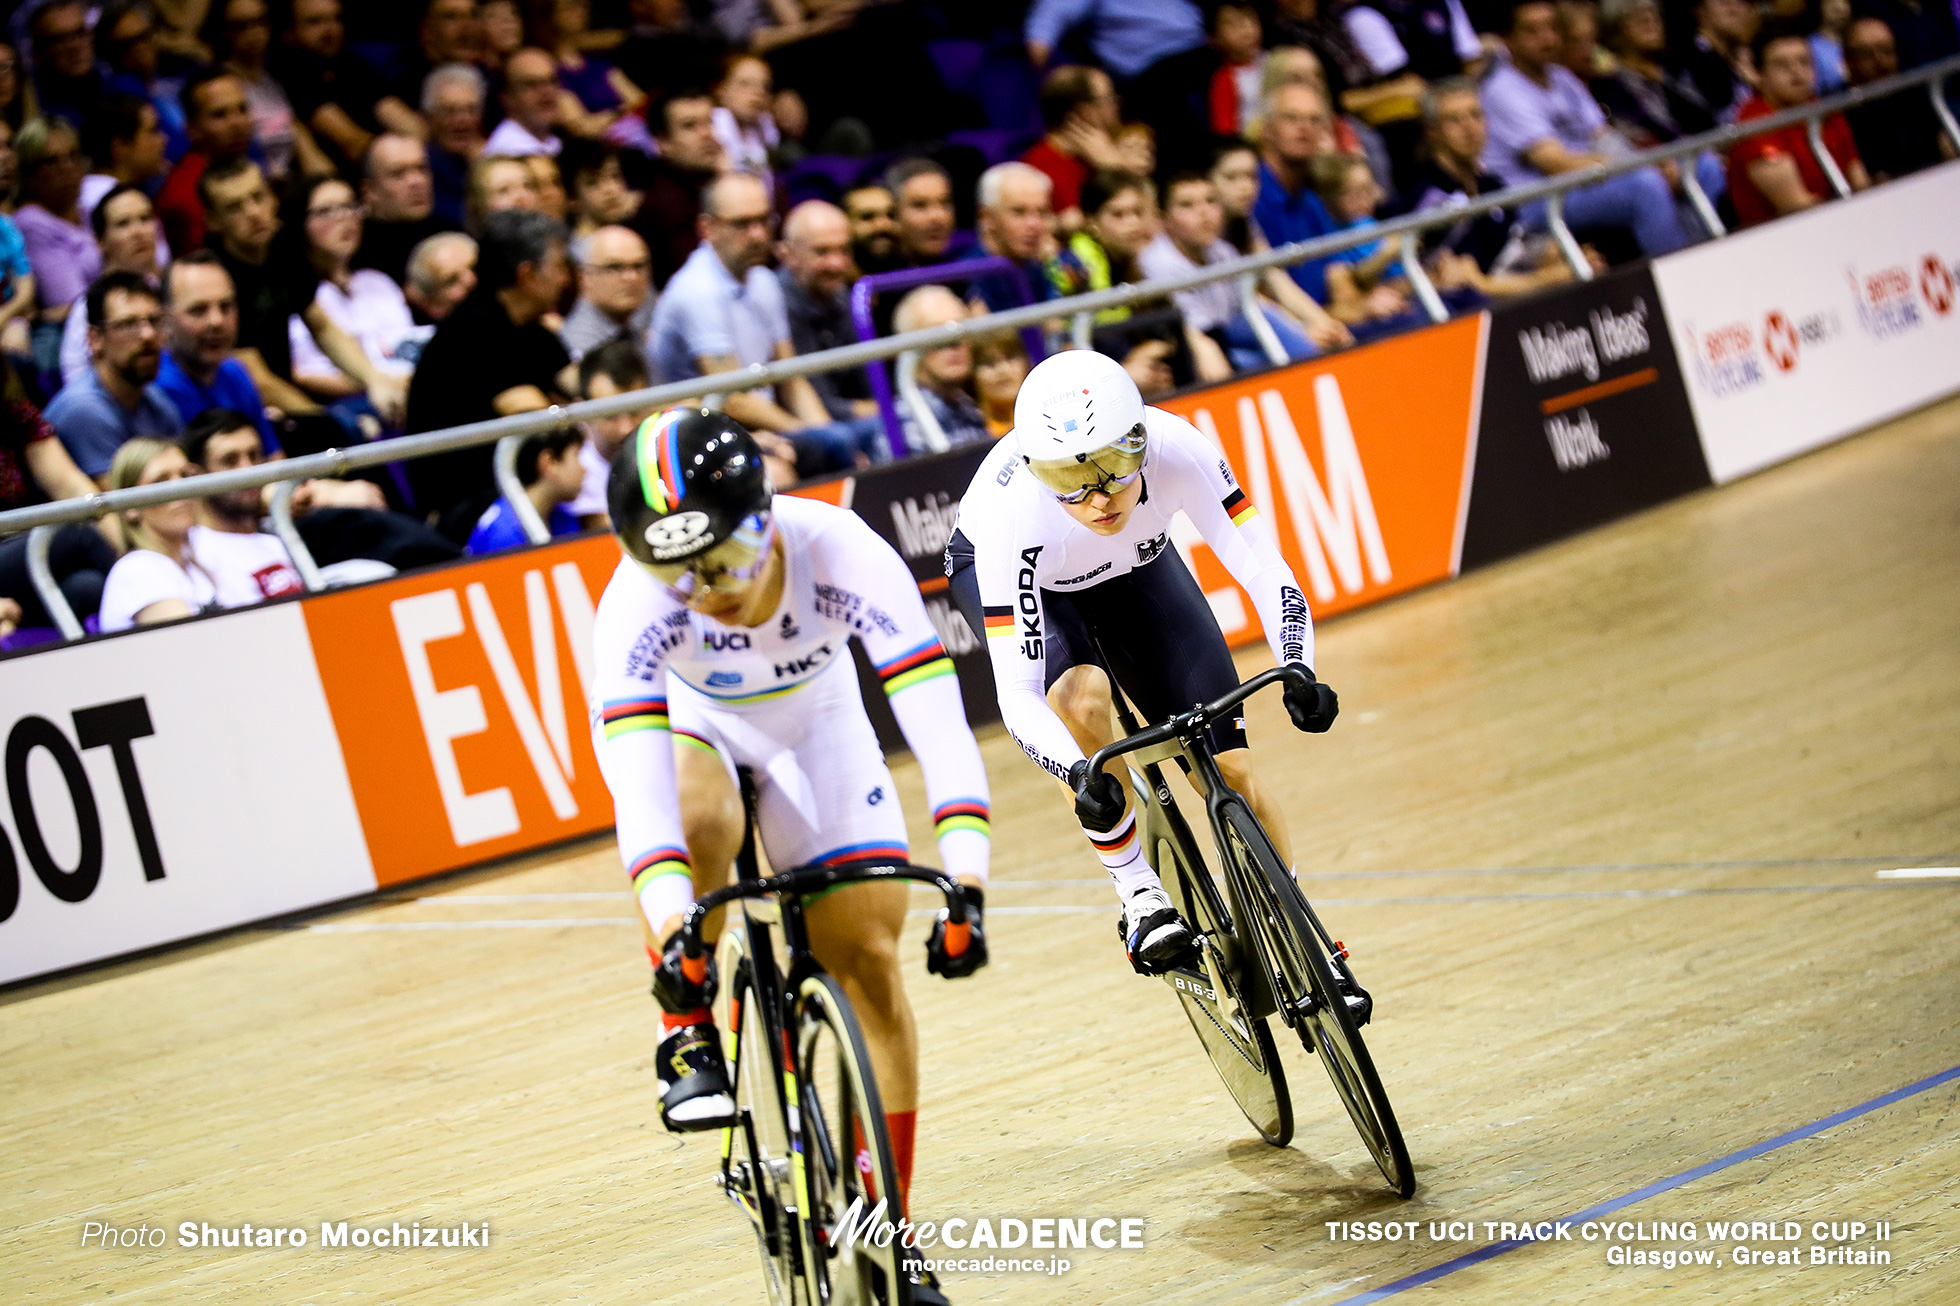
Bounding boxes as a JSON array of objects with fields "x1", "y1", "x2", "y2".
[
  {"x1": 932, "y1": 798, "x2": 991, "y2": 841},
  {"x1": 629, "y1": 846, "x2": 692, "y2": 894},
  {"x1": 983, "y1": 605, "x2": 1016, "y2": 643},
  {"x1": 1223, "y1": 487, "x2": 1256, "y2": 527},
  {"x1": 876, "y1": 638, "x2": 955, "y2": 695},
  {"x1": 602, "y1": 697, "x2": 669, "y2": 738}
]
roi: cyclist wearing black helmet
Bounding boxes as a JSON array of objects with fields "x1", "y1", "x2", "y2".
[{"x1": 591, "y1": 409, "x2": 991, "y2": 1246}]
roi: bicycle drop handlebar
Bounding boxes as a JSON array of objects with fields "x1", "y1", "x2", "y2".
[
  {"x1": 1083, "y1": 664, "x2": 1314, "y2": 779},
  {"x1": 677, "y1": 860, "x2": 973, "y2": 969}
]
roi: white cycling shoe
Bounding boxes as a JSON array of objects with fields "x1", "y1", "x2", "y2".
[{"x1": 1120, "y1": 886, "x2": 1196, "y2": 975}]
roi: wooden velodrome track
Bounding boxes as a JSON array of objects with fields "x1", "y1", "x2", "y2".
[{"x1": 7, "y1": 395, "x2": 1960, "y2": 1306}]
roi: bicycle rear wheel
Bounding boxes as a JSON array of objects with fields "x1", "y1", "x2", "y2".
[
  {"x1": 794, "y1": 972, "x2": 909, "y2": 1306},
  {"x1": 715, "y1": 924, "x2": 803, "y2": 1305},
  {"x1": 1221, "y1": 802, "x2": 1415, "y2": 1197},
  {"x1": 1147, "y1": 790, "x2": 1292, "y2": 1146}
]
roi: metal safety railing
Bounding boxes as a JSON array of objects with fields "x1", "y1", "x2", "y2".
[{"x1": 3, "y1": 55, "x2": 1955, "y2": 642}]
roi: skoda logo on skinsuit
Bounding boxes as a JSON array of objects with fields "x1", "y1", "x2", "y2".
[
  {"x1": 645, "y1": 511, "x2": 712, "y2": 560},
  {"x1": 1763, "y1": 311, "x2": 1800, "y2": 373}
]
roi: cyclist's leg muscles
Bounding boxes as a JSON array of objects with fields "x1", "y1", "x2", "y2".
[
  {"x1": 1216, "y1": 749, "x2": 1294, "y2": 869},
  {"x1": 804, "y1": 882, "x2": 918, "y2": 1111}
]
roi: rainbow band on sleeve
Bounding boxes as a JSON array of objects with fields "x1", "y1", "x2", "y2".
[
  {"x1": 1222, "y1": 487, "x2": 1256, "y2": 527},
  {"x1": 602, "y1": 697, "x2": 670, "y2": 738},
  {"x1": 818, "y1": 841, "x2": 911, "y2": 866},
  {"x1": 932, "y1": 798, "x2": 991, "y2": 841},
  {"x1": 876, "y1": 638, "x2": 956, "y2": 695},
  {"x1": 982, "y1": 605, "x2": 1016, "y2": 642},
  {"x1": 629, "y1": 846, "x2": 692, "y2": 894}
]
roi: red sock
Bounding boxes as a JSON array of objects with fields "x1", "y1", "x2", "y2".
[
  {"x1": 886, "y1": 1110, "x2": 917, "y2": 1213},
  {"x1": 661, "y1": 1007, "x2": 709, "y2": 1031}
]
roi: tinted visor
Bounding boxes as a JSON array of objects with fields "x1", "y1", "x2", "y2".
[
  {"x1": 1023, "y1": 423, "x2": 1148, "y2": 500},
  {"x1": 647, "y1": 510, "x2": 774, "y2": 599}
]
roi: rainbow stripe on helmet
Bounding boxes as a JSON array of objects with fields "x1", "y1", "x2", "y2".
[{"x1": 635, "y1": 409, "x2": 693, "y2": 514}]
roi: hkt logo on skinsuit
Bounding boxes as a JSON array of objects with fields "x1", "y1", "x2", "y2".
[{"x1": 1921, "y1": 255, "x2": 1955, "y2": 316}]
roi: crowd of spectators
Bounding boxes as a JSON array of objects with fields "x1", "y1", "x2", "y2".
[{"x1": 0, "y1": 0, "x2": 1952, "y2": 643}]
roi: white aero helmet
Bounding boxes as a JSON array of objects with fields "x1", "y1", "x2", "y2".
[{"x1": 1014, "y1": 349, "x2": 1149, "y2": 504}]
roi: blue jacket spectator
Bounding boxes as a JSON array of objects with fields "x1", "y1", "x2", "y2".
[
  {"x1": 46, "y1": 271, "x2": 184, "y2": 478},
  {"x1": 464, "y1": 427, "x2": 586, "y2": 555},
  {"x1": 156, "y1": 253, "x2": 282, "y2": 454},
  {"x1": 1254, "y1": 83, "x2": 1343, "y2": 301}
]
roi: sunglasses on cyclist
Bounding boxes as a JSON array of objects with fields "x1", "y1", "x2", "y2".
[{"x1": 1024, "y1": 423, "x2": 1148, "y2": 505}]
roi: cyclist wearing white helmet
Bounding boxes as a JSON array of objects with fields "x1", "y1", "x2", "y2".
[{"x1": 945, "y1": 350, "x2": 1337, "y2": 972}]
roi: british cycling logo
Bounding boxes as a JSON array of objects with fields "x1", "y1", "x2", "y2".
[
  {"x1": 1848, "y1": 263, "x2": 1924, "y2": 339},
  {"x1": 1683, "y1": 320, "x2": 1763, "y2": 397}
]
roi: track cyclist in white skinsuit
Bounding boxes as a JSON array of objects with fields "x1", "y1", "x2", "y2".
[
  {"x1": 592, "y1": 411, "x2": 988, "y2": 1294},
  {"x1": 945, "y1": 350, "x2": 1339, "y2": 973}
]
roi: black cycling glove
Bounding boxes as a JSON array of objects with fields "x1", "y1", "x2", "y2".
[
  {"x1": 1069, "y1": 759, "x2": 1128, "y2": 832},
  {"x1": 1282, "y1": 666, "x2": 1339, "y2": 733}
]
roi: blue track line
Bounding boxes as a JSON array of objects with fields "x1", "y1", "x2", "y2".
[{"x1": 1331, "y1": 1062, "x2": 1960, "y2": 1304}]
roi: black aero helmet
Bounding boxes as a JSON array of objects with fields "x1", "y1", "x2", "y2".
[{"x1": 609, "y1": 408, "x2": 775, "y2": 581}]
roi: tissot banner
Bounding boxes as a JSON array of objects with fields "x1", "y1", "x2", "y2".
[
  {"x1": 1461, "y1": 264, "x2": 1710, "y2": 568},
  {"x1": 1651, "y1": 161, "x2": 1960, "y2": 483}
]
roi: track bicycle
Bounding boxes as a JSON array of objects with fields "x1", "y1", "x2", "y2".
[
  {"x1": 1086, "y1": 664, "x2": 1415, "y2": 1197},
  {"x1": 675, "y1": 773, "x2": 975, "y2": 1306}
]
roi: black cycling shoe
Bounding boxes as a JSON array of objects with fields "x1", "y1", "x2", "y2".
[
  {"x1": 1119, "y1": 886, "x2": 1198, "y2": 975},
  {"x1": 904, "y1": 1261, "x2": 952, "y2": 1306},
  {"x1": 925, "y1": 886, "x2": 988, "y2": 979},
  {"x1": 657, "y1": 1022, "x2": 736, "y2": 1132}
]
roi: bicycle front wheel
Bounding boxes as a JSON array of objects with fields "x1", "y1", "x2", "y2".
[
  {"x1": 715, "y1": 924, "x2": 802, "y2": 1304},
  {"x1": 794, "y1": 972, "x2": 909, "y2": 1306},
  {"x1": 1222, "y1": 802, "x2": 1415, "y2": 1197}
]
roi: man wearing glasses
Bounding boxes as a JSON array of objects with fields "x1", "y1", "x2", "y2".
[
  {"x1": 45, "y1": 270, "x2": 184, "y2": 480},
  {"x1": 649, "y1": 173, "x2": 882, "y2": 486},
  {"x1": 558, "y1": 225, "x2": 656, "y2": 368}
]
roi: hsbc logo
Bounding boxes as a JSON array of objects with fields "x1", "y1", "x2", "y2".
[
  {"x1": 1921, "y1": 255, "x2": 1954, "y2": 316},
  {"x1": 1763, "y1": 311, "x2": 1799, "y2": 372}
]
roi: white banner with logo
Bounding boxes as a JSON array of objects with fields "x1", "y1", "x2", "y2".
[
  {"x1": 0, "y1": 606, "x2": 374, "y2": 984},
  {"x1": 1651, "y1": 161, "x2": 1960, "y2": 484}
]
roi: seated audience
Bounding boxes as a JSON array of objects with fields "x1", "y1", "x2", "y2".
[
  {"x1": 405, "y1": 208, "x2": 575, "y2": 539},
  {"x1": 62, "y1": 185, "x2": 165, "y2": 390},
  {"x1": 47, "y1": 271, "x2": 184, "y2": 479},
  {"x1": 1482, "y1": 0, "x2": 1689, "y2": 257},
  {"x1": 98, "y1": 437, "x2": 234, "y2": 629},
  {"x1": 176, "y1": 409, "x2": 306, "y2": 594},
  {"x1": 271, "y1": 0, "x2": 408, "y2": 172},
  {"x1": 1680, "y1": 0, "x2": 1759, "y2": 124},
  {"x1": 485, "y1": 48, "x2": 566, "y2": 157},
  {"x1": 288, "y1": 175, "x2": 430, "y2": 411},
  {"x1": 0, "y1": 194, "x2": 33, "y2": 358},
  {"x1": 1593, "y1": 0, "x2": 1719, "y2": 151},
  {"x1": 1807, "y1": 0, "x2": 1852, "y2": 93},
  {"x1": 155, "y1": 252, "x2": 282, "y2": 454},
  {"x1": 1022, "y1": 65, "x2": 1127, "y2": 228},
  {"x1": 1211, "y1": 141, "x2": 1358, "y2": 345},
  {"x1": 842, "y1": 183, "x2": 901, "y2": 276},
  {"x1": 1726, "y1": 23, "x2": 1869, "y2": 228},
  {"x1": 15, "y1": 118, "x2": 99, "y2": 366},
  {"x1": 525, "y1": 154, "x2": 569, "y2": 222},
  {"x1": 1045, "y1": 170, "x2": 1153, "y2": 321},
  {"x1": 776, "y1": 200, "x2": 876, "y2": 421},
  {"x1": 157, "y1": 67, "x2": 258, "y2": 257},
  {"x1": 467, "y1": 154, "x2": 540, "y2": 234},
  {"x1": 97, "y1": 0, "x2": 190, "y2": 161},
  {"x1": 0, "y1": 354, "x2": 113, "y2": 630},
  {"x1": 570, "y1": 338, "x2": 655, "y2": 528},
  {"x1": 650, "y1": 172, "x2": 879, "y2": 480},
  {"x1": 563, "y1": 142, "x2": 643, "y2": 239},
  {"x1": 385, "y1": 0, "x2": 484, "y2": 125},
  {"x1": 425, "y1": 62, "x2": 489, "y2": 228},
  {"x1": 890, "y1": 284, "x2": 990, "y2": 451},
  {"x1": 1255, "y1": 82, "x2": 1345, "y2": 303},
  {"x1": 972, "y1": 332, "x2": 1029, "y2": 437},
  {"x1": 713, "y1": 55, "x2": 779, "y2": 187},
  {"x1": 1842, "y1": 17, "x2": 1956, "y2": 181},
  {"x1": 970, "y1": 162, "x2": 1066, "y2": 314},
  {"x1": 465, "y1": 426, "x2": 587, "y2": 553},
  {"x1": 1340, "y1": 0, "x2": 1488, "y2": 193},
  {"x1": 29, "y1": 1, "x2": 105, "y2": 130},
  {"x1": 79, "y1": 95, "x2": 173, "y2": 229},
  {"x1": 356, "y1": 134, "x2": 457, "y2": 287},
  {"x1": 1310, "y1": 152, "x2": 1421, "y2": 323},
  {"x1": 885, "y1": 158, "x2": 967, "y2": 269},
  {"x1": 541, "y1": 0, "x2": 645, "y2": 141},
  {"x1": 1210, "y1": 2, "x2": 1271, "y2": 138},
  {"x1": 613, "y1": 0, "x2": 728, "y2": 104},
  {"x1": 478, "y1": 0, "x2": 526, "y2": 67},
  {"x1": 404, "y1": 231, "x2": 479, "y2": 324},
  {"x1": 558, "y1": 224, "x2": 655, "y2": 363},
  {"x1": 1023, "y1": 0, "x2": 1213, "y2": 175},
  {"x1": 204, "y1": 0, "x2": 320, "y2": 185},
  {"x1": 633, "y1": 88, "x2": 725, "y2": 287}
]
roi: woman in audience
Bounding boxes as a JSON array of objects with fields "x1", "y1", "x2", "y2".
[
  {"x1": 289, "y1": 176, "x2": 426, "y2": 408},
  {"x1": 0, "y1": 135, "x2": 32, "y2": 360},
  {"x1": 466, "y1": 154, "x2": 540, "y2": 234},
  {"x1": 0, "y1": 353, "x2": 112, "y2": 634},
  {"x1": 1211, "y1": 142, "x2": 1359, "y2": 351},
  {"x1": 13, "y1": 118, "x2": 98, "y2": 374},
  {"x1": 971, "y1": 333, "x2": 1027, "y2": 438},
  {"x1": 201, "y1": 0, "x2": 313, "y2": 183},
  {"x1": 534, "y1": 0, "x2": 645, "y2": 139},
  {"x1": 0, "y1": 40, "x2": 35, "y2": 134},
  {"x1": 525, "y1": 154, "x2": 568, "y2": 221},
  {"x1": 562, "y1": 142, "x2": 640, "y2": 239},
  {"x1": 713, "y1": 54, "x2": 778, "y2": 186},
  {"x1": 480, "y1": 0, "x2": 527, "y2": 70},
  {"x1": 1047, "y1": 170, "x2": 1155, "y2": 323},
  {"x1": 97, "y1": 438, "x2": 215, "y2": 629}
]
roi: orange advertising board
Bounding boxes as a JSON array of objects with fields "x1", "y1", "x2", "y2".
[
  {"x1": 1156, "y1": 313, "x2": 1486, "y2": 643},
  {"x1": 301, "y1": 534, "x2": 626, "y2": 886}
]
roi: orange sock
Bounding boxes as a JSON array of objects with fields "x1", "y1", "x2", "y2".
[
  {"x1": 661, "y1": 1007, "x2": 709, "y2": 1031},
  {"x1": 887, "y1": 1110, "x2": 917, "y2": 1213}
]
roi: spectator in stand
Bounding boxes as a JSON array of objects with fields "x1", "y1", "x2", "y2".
[
  {"x1": 776, "y1": 200, "x2": 875, "y2": 422},
  {"x1": 842, "y1": 183, "x2": 900, "y2": 276},
  {"x1": 650, "y1": 172, "x2": 879, "y2": 480},
  {"x1": 201, "y1": 158, "x2": 409, "y2": 426},
  {"x1": 403, "y1": 230, "x2": 478, "y2": 324},
  {"x1": 885, "y1": 158, "x2": 965, "y2": 269},
  {"x1": 1209, "y1": 140, "x2": 1362, "y2": 341},
  {"x1": 559, "y1": 223, "x2": 654, "y2": 363},
  {"x1": 633, "y1": 88, "x2": 725, "y2": 287},
  {"x1": 1271, "y1": 0, "x2": 1376, "y2": 116},
  {"x1": 1679, "y1": 0, "x2": 1759, "y2": 123},
  {"x1": 613, "y1": 0, "x2": 727, "y2": 104},
  {"x1": 1859, "y1": 0, "x2": 1960, "y2": 72},
  {"x1": 96, "y1": 1, "x2": 190, "y2": 163},
  {"x1": 563, "y1": 141, "x2": 642, "y2": 239},
  {"x1": 467, "y1": 154, "x2": 540, "y2": 234},
  {"x1": 1411, "y1": 78, "x2": 1590, "y2": 298},
  {"x1": 1025, "y1": 0, "x2": 1214, "y2": 174},
  {"x1": 1483, "y1": 0, "x2": 1689, "y2": 256},
  {"x1": 712, "y1": 55, "x2": 779, "y2": 187},
  {"x1": 0, "y1": 191, "x2": 33, "y2": 358},
  {"x1": 384, "y1": 0, "x2": 484, "y2": 126},
  {"x1": 1311, "y1": 152, "x2": 1444, "y2": 322},
  {"x1": 97, "y1": 438, "x2": 225, "y2": 628},
  {"x1": 176, "y1": 409, "x2": 306, "y2": 591},
  {"x1": 79, "y1": 96, "x2": 173, "y2": 235},
  {"x1": 0, "y1": 354, "x2": 113, "y2": 633},
  {"x1": 1209, "y1": 3, "x2": 1270, "y2": 138},
  {"x1": 272, "y1": 0, "x2": 409, "y2": 174},
  {"x1": 155, "y1": 252, "x2": 281, "y2": 452},
  {"x1": 1843, "y1": 17, "x2": 1956, "y2": 180},
  {"x1": 405, "y1": 208, "x2": 575, "y2": 538},
  {"x1": 47, "y1": 270, "x2": 183, "y2": 479},
  {"x1": 479, "y1": 0, "x2": 526, "y2": 69},
  {"x1": 1141, "y1": 172, "x2": 1331, "y2": 379},
  {"x1": 357, "y1": 135, "x2": 456, "y2": 287},
  {"x1": 1805, "y1": 0, "x2": 1852, "y2": 93},
  {"x1": 202, "y1": 0, "x2": 328, "y2": 185},
  {"x1": 15, "y1": 118, "x2": 100, "y2": 369},
  {"x1": 969, "y1": 163, "x2": 1066, "y2": 315},
  {"x1": 29, "y1": 1, "x2": 105, "y2": 130},
  {"x1": 425, "y1": 63, "x2": 489, "y2": 228},
  {"x1": 889, "y1": 284, "x2": 990, "y2": 452},
  {"x1": 62, "y1": 185, "x2": 163, "y2": 389},
  {"x1": 539, "y1": 0, "x2": 646, "y2": 143},
  {"x1": 1557, "y1": 0, "x2": 1612, "y2": 81},
  {"x1": 1255, "y1": 45, "x2": 1397, "y2": 192},
  {"x1": 525, "y1": 154, "x2": 568, "y2": 221},
  {"x1": 1047, "y1": 170, "x2": 1151, "y2": 314},
  {"x1": 1594, "y1": 0, "x2": 1718, "y2": 153},
  {"x1": 288, "y1": 175, "x2": 430, "y2": 417},
  {"x1": 1022, "y1": 65, "x2": 1126, "y2": 230},
  {"x1": 569, "y1": 336, "x2": 653, "y2": 528},
  {"x1": 156, "y1": 66, "x2": 257, "y2": 257},
  {"x1": 464, "y1": 424, "x2": 586, "y2": 553},
  {"x1": 486, "y1": 48, "x2": 566, "y2": 157},
  {"x1": 972, "y1": 332, "x2": 1028, "y2": 437},
  {"x1": 1340, "y1": 0, "x2": 1488, "y2": 194},
  {"x1": 0, "y1": 40, "x2": 30, "y2": 136},
  {"x1": 1726, "y1": 23, "x2": 1869, "y2": 227},
  {"x1": 1255, "y1": 82, "x2": 1345, "y2": 304}
]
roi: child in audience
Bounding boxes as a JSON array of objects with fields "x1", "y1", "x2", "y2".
[{"x1": 466, "y1": 427, "x2": 587, "y2": 554}]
